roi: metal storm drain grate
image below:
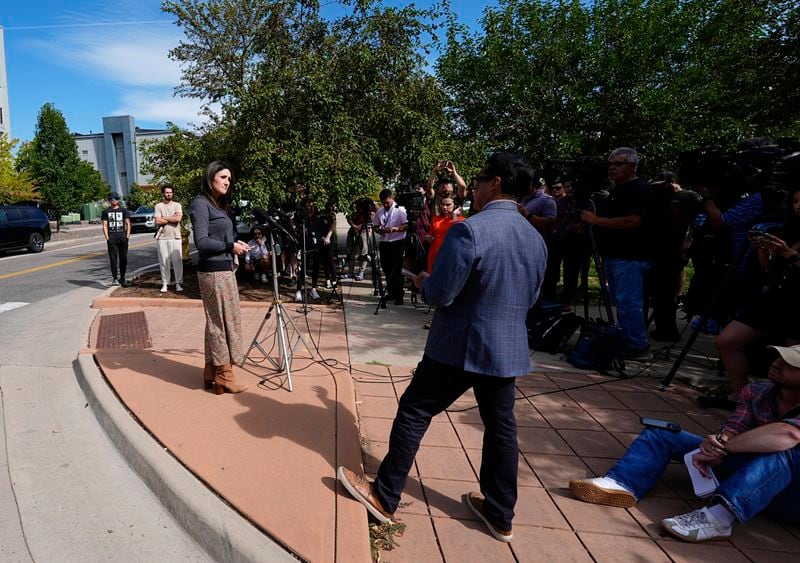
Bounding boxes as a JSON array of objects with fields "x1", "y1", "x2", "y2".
[{"x1": 96, "y1": 311, "x2": 153, "y2": 350}]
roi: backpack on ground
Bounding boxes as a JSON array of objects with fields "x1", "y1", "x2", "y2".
[
  {"x1": 527, "y1": 305, "x2": 584, "y2": 355},
  {"x1": 567, "y1": 317, "x2": 622, "y2": 371}
]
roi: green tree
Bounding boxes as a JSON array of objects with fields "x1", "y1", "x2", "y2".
[
  {"x1": 17, "y1": 103, "x2": 109, "y2": 219},
  {"x1": 437, "y1": 0, "x2": 800, "y2": 174},
  {"x1": 0, "y1": 133, "x2": 36, "y2": 204},
  {"x1": 162, "y1": 0, "x2": 460, "y2": 212},
  {"x1": 125, "y1": 183, "x2": 162, "y2": 209},
  {"x1": 139, "y1": 123, "x2": 216, "y2": 204}
]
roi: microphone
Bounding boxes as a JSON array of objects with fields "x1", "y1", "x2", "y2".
[{"x1": 252, "y1": 207, "x2": 297, "y2": 243}]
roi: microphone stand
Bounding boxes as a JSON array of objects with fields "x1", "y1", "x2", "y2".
[{"x1": 242, "y1": 230, "x2": 315, "y2": 391}]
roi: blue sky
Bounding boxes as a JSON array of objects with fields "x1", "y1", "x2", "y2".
[{"x1": 1, "y1": 0, "x2": 496, "y2": 145}]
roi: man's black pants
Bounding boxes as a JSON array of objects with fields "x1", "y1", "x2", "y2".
[
  {"x1": 373, "y1": 355, "x2": 518, "y2": 529},
  {"x1": 107, "y1": 237, "x2": 129, "y2": 280},
  {"x1": 379, "y1": 239, "x2": 405, "y2": 300},
  {"x1": 645, "y1": 255, "x2": 685, "y2": 337}
]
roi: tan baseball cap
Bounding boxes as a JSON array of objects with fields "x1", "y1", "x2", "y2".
[{"x1": 769, "y1": 345, "x2": 800, "y2": 368}]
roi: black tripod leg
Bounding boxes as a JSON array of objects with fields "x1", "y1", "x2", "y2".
[
  {"x1": 659, "y1": 243, "x2": 749, "y2": 390},
  {"x1": 659, "y1": 327, "x2": 703, "y2": 390}
]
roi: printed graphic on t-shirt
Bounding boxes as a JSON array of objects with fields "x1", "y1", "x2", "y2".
[
  {"x1": 103, "y1": 208, "x2": 129, "y2": 238},
  {"x1": 107, "y1": 211, "x2": 125, "y2": 232}
]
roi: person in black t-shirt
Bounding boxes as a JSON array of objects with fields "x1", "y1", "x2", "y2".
[
  {"x1": 581, "y1": 148, "x2": 655, "y2": 361},
  {"x1": 101, "y1": 192, "x2": 132, "y2": 286}
]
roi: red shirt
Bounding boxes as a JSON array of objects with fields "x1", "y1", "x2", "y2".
[{"x1": 427, "y1": 213, "x2": 464, "y2": 272}]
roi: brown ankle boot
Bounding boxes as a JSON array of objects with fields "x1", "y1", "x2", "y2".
[
  {"x1": 213, "y1": 364, "x2": 248, "y2": 395},
  {"x1": 203, "y1": 362, "x2": 215, "y2": 390}
]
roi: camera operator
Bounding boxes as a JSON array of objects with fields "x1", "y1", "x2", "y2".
[
  {"x1": 344, "y1": 196, "x2": 377, "y2": 281},
  {"x1": 542, "y1": 180, "x2": 593, "y2": 309},
  {"x1": 700, "y1": 187, "x2": 800, "y2": 410},
  {"x1": 517, "y1": 171, "x2": 557, "y2": 234},
  {"x1": 685, "y1": 148, "x2": 766, "y2": 332},
  {"x1": 279, "y1": 184, "x2": 305, "y2": 283},
  {"x1": 645, "y1": 172, "x2": 703, "y2": 341},
  {"x1": 426, "y1": 160, "x2": 468, "y2": 208},
  {"x1": 298, "y1": 197, "x2": 337, "y2": 299},
  {"x1": 374, "y1": 188, "x2": 408, "y2": 305},
  {"x1": 580, "y1": 147, "x2": 655, "y2": 361}
]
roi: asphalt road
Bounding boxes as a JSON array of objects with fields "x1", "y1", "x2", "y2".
[
  {"x1": 0, "y1": 234, "x2": 211, "y2": 561},
  {"x1": 0, "y1": 233, "x2": 159, "y2": 307}
]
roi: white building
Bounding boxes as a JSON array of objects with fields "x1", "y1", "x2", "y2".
[
  {"x1": 0, "y1": 26, "x2": 11, "y2": 138},
  {"x1": 74, "y1": 115, "x2": 172, "y2": 196}
]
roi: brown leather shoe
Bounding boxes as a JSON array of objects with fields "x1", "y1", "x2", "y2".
[
  {"x1": 202, "y1": 362, "x2": 215, "y2": 390},
  {"x1": 464, "y1": 491, "x2": 512, "y2": 542},
  {"x1": 337, "y1": 466, "x2": 394, "y2": 523},
  {"x1": 213, "y1": 364, "x2": 248, "y2": 394}
]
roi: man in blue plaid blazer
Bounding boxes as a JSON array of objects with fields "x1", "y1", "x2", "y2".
[{"x1": 339, "y1": 152, "x2": 547, "y2": 542}]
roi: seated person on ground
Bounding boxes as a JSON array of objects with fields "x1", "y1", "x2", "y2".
[
  {"x1": 569, "y1": 344, "x2": 800, "y2": 543},
  {"x1": 244, "y1": 227, "x2": 270, "y2": 282}
]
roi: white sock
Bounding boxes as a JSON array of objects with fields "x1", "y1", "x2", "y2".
[
  {"x1": 593, "y1": 476, "x2": 632, "y2": 493},
  {"x1": 707, "y1": 503, "x2": 736, "y2": 527}
]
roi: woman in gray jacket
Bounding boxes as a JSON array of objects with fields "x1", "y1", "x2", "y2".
[{"x1": 189, "y1": 161, "x2": 251, "y2": 394}]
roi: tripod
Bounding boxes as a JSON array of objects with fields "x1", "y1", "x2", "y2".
[
  {"x1": 403, "y1": 217, "x2": 426, "y2": 308},
  {"x1": 295, "y1": 219, "x2": 320, "y2": 312},
  {"x1": 585, "y1": 224, "x2": 627, "y2": 376},
  {"x1": 243, "y1": 230, "x2": 315, "y2": 392},
  {"x1": 658, "y1": 240, "x2": 753, "y2": 390},
  {"x1": 361, "y1": 220, "x2": 388, "y2": 314}
]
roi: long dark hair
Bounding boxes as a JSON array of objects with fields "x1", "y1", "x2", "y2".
[{"x1": 201, "y1": 160, "x2": 234, "y2": 211}]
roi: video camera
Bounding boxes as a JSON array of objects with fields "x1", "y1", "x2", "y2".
[
  {"x1": 679, "y1": 138, "x2": 800, "y2": 218},
  {"x1": 543, "y1": 156, "x2": 610, "y2": 209},
  {"x1": 393, "y1": 178, "x2": 425, "y2": 221}
]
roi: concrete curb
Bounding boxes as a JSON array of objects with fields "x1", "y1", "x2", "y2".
[
  {"x1": 75, "y1": 353, "x2": 298, "y2": 563},
  {"x1": 91, "y1": 296, "x2": 273, "y2": 309}
]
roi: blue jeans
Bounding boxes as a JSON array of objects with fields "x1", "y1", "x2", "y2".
[
  {"x1": 604, "y1": 258, "x2": 650, "y2": 350},
  {"x1": 607, "y1": 428, "x2": 800, "y2": 523}
]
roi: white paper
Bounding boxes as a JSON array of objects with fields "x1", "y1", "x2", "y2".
[{"x1": 684, "y1": 448, "x2": 719, "y2": 498}]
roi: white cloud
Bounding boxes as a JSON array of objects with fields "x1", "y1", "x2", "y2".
[
  {"x1": 112, "y1": 90, "x2": 219, "y2": 128},
  {"x1": 80, "y1": 35, "x2": 182, "y2": 87},
  {"x1": 59, "y1": 26, "x2": 183, "y2": 88}
]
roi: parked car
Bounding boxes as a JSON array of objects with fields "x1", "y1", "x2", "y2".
[
  {"x1": 129, "y1": 206, "x2": 156, "y2": 233},
  {"x1": 0, "y1": 205, "x2": 52, "y2": 253}
]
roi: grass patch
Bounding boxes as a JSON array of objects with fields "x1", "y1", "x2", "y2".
[
  {"x1": 370, "y1": 522, "x2": 407, "y2": 561},
  {"x1": 366, "y1": 360, "x2": 391, "y2": 366}
]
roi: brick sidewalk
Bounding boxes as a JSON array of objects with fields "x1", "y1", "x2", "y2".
[{"x1": 350, "y1": 363, "x2": 800, "y2": 562}]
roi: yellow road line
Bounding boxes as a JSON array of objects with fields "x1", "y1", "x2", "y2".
[{"x1": 0, "y1": 241, "x2": 152, "y2": 281}]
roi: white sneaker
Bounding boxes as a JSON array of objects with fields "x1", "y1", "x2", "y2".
[
  {"x1": 176, "y1": 284, "x2": 183, "y2": 292},
  {"x1": 661, "y1": 507, "x2": 732, "y2": 542},
  {"x1": 354, "y1": 271, "x2": 365, "y2": 281},
  {"x1": 294, "y1": 290, "x2": 303, "y2": 302},
  {"x1": 260, "y1": 273, "x2": 268, "y2": 282},
  {"x1": 160, "y1": 284, "x2": 168, "y2": 293},
  {"x1": 326, "y1": 279, "x2": 332, "y2": 289},
  {"x1": 569, "y1": 476, "x2": 636, "y2": 508},
  {"x1": 310, "y1": 288, "x2": 321, "y2": 299}
]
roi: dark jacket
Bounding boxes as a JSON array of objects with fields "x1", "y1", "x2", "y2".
[
  {"x1": 421, "y1": 199, "x2": 548, "y2": 376},
  {"x1": 189, "y1": 195, "x2": 236, "y2": 272}
]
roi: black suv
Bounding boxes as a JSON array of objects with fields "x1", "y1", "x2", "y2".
[{"x1": 0, "y1": 205, "x2": 52, "y2": 253}]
